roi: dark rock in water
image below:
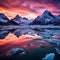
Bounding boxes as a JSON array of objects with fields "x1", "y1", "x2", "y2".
[
  {"x1": 10, "y1": 48, "x2": 25, "y2": 55},
  {"x1": 0, "y1": 30, "x2": 10, "y2": 39}
]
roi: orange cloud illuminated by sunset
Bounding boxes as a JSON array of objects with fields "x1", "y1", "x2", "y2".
[{"x1": 0, "y1": 0, "x2": 60, "y2": 19}]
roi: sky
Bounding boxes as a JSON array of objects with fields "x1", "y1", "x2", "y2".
[{"x1": 0, "y1": 0, "x2": 60, "y2": 19}]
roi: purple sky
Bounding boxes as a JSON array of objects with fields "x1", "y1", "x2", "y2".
[{"x1": 0, "y1": 0, "x2": 60, "y2": 19}]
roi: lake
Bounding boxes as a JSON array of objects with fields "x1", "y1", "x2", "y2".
[{"x1": 0, "y1": 26, "x2": 60, "y2": 60}]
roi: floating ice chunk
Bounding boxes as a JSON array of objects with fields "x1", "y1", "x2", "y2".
[
  {"x1": 10, "y1": 48, "x2": 25, "y2": 55},
  {"x1": 42, "y1": 53, "x2": 55, "y2": 60}
]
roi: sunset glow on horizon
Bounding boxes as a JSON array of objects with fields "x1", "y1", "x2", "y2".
[{"x1": 0, "y1": 0, "x2": 60, "y2": 19}]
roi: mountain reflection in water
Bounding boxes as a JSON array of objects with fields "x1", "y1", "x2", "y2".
[{"x1": 0, "y1": 27, "x2": 60, "y2": 60}]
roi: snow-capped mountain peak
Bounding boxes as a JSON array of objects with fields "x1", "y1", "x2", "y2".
[
  {"x1": 14, "y1": 15, "x2": 21, "y2": 20},
  {"x1": 43, "y1": 10, "x2": 51, "y2": 15},
  {"x1": 0, "y1": 13, "x2": 9, "y2": 25},
  {"x1": 12, "y1": 15, "x2": 32, "y2": 25},
  {"x1": 0, "y1": 13, "x2": 9, "y2": 20},
  {"x1": 41, "y1": 10, "x2": 54, "y2": 18},
  {"x1": 12, "y1": 15, "x2": 22, "y2": 24},
  {"x1": 31, "y1": 10, "x2": 60, "y2": 25}
]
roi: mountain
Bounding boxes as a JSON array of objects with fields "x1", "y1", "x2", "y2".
[
  {"x1": 12, "y1": 15, "x2": 32, "y2": 25},
  {"x1": 12, "y1": 15, "x2": 21, "y2": 24},
  {"x1": 0, "y1": 13, "x2": 9, "y2": 25},
  {"x1": 9, "y1": 20, "x2": 20, "y2": 25},
  {"x1": 31, "y1": 10, "x2": 60, "y2": 25},
  {"x1": 0, "y1": 13, "x2": 32, "y2": 25},
  {"x1": 20, "y1": 17, "x2": 32, "y2": 25},
  {"x1": 0, "y1": 13, "x2": 9, "y2": 20},
  {"x1": 0, "y1": 11, "x2": 60, "y2": 26},
  {"x1": 53, "y1": 15, "x2": 60, "y2": 25},
  {"x1": 0, "y1": 13, "x2": 19, "y2": 25}
]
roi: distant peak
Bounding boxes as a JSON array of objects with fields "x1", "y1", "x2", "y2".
[
  {"x1": 23, "y1": 17, "x2": 28, "y2": 20},
  {"x1": 0, "y1": 13, "x2": 5, "y2": 16},
  {"x1": 0, "y1": 13, "x2": 9, "y2": 20},
  {"x1": 45, "y1": 10, "x2": 50, "y2": 12},
  {"x1": 43, "y1": 10, "x2": 50, "y2": 14},
  {"x1": 13, "y1": 15, "x2": 21, "y2": 19},
  {"x1": 15, "y1": 15, "x2": 21, "y2": 18},
  {"x1": 42, "y1": 10, "x2": 54, "y2": 17}
]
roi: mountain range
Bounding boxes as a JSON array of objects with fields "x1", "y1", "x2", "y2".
[
  {"x1": 0, "y1": 10, "x2": 60, "y2": 25},
  {"x1": 31, "y1": 10, "x2": 60, "y2": 25}
]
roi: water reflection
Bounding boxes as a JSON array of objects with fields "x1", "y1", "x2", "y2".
[
  {"x1": 0, "y1": 27, "x2": 60, "y2": 57},
  {"x1": 0, "y1": 30, "x2": 10, "y2": 39}
]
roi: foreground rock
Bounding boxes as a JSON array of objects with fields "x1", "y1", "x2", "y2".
[{"x1": 10, "y1": 48, "x2": 26, "y2": 55}]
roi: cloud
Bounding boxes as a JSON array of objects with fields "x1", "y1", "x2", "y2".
[
  {"x1": 0, "y1": 0, "x2": 60, "y2": 19},
  {"x1": 51, "y1": 10, "x2": 60, "y2": 15}
]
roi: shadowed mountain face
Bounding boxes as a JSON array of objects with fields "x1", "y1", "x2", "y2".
[
  {"x1": 0, "y1": 13, "x2": 19, "y2": 25},
  {"x1": 31, "y1": 10, "x2": 60, "y2": 25},
  {"x1": 11, "y1": 15, "x2": 21, "y2": 24},
  {"x1": 0, "y1": 13, "x2": 9, "y2": 20},
  {"x1": 0, "y1": 13, "x2": 9, "y2": 25}
]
